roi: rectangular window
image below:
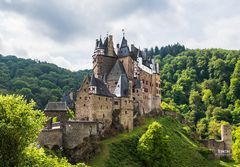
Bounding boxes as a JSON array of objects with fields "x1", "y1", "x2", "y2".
[{"x1": 114, "y1": 101, "x2": 118, "y2": 105}]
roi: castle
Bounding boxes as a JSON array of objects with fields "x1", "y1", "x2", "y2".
[
  {"x1": 75, "y1": 33, "x2": 161, "y2": 132},
  {"x1": 38, "y1": 33, "x2": 232, "y2": 162},
  {"x1": 38, "y1": 32, "x2": 161, "y2": 152}
]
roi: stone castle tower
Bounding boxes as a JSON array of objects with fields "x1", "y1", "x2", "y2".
[
  {"x1": 75, "y1": 32, "x2": 161, "y2": 132},
  {"x1": 93, "y1": 35, "x2": 117, "y2": 79},
  {"x1": 221, "y1": 124, "x2": 232, "y2": 158}
]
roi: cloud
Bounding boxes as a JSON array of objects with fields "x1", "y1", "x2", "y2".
[{"x1": 0, "y1": 0, "x2": 240, "y2": 70}]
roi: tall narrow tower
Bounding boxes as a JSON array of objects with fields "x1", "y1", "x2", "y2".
[
  {"x1": 221, "y1": 124, "x2": 232, "y2": 159},
  {"x1": 92, "y1": 35, "x2": 117, "y2": 79}
]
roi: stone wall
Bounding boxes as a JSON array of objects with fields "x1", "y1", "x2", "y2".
[
  {"x1": 119, "y1": 97, "x2": 134, "y2": 131},
  {"x1": 201, "y1": 139, "x2": 225, "y2": 159},
  {"x1": 119, "y1": 56, "x2": 134, "y2": 80},
  {"x1": 221, "y1": 125, "x2": 232, "y2": 154},
  {"x1": 38, "y1": 128, "x2": 63, "y2": 149},
  {"x1": 93, "y1": 55, "x2": 117, "y2": 79},
  {"x1": 38, "y1": 120, "x2": 98, "y2": 150},
  {"x1": 89, "y1": 95, "x2": 113, "y2": 128},
  {"x1": 76, "y1": 77, "x2": 113, "y2": 128},
  {"x1": 200, "y1": 125, "x2": 232, "y2": 160},
  {"x1": 76, "y1": 76, "x2": 91, "y2": 120},
  {"x1": 63, "y1": 120, "x2": 98, "y2": 149},
  {"x1": 44, "y1": 111, "x2": 68, "y2": 123}
]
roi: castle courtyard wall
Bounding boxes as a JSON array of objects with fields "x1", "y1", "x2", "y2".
[
  {"x1": 38, "y1": 128, "x2": 63, "y2": 149},
  {"x1": 63, "y1": 121, "x2": 98, "y2": 149}
]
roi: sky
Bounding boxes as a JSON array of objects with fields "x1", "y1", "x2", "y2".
[{"x1": 0, "y1": 0, "x2": 240, "y2": 71}]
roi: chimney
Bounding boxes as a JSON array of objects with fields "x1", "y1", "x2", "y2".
[
  {"x1": 156, "y1": 63, "x2": 160, "y2": 74},
  {"x1": 107, "y1": 35, "x2": 114, "y2": 57}
]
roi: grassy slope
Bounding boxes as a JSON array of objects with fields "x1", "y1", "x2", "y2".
[{"x1": 89, "y1": 116, "x2": 236, "y2": 167}]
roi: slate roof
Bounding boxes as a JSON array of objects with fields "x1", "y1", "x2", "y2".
[
  {"x1": 118, "y1": 36, "x2": 130, "y2": 57},
  {"x1": 90, "y1": 73, "x2": 97, "y2": 86},
  {"x1": 45, "y1": 102, "x2": 68, "y2": 112},
  {"x1": 114, "y1": 74, "x2": 129, "y2": 97},
  {"x1": 103, "y1": 37, "x2": 108, "y2": 54},
  {"x1": 97, "y1": 37, "x2": 104, "y2": 48},
  {"x1": 90, "y1": 73, "x2": 113, "y2": 97},
  {"x1": 107, "y1": 59, "x2": 127, "y2": 81}
]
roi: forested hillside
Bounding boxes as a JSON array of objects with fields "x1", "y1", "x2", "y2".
[
  {"x1": 0, "y1": 54, "x2": 91, "y2": 109},
  {"x1": 90, "y1": 116, "x2": 225, "y2": 167},
  {"x1": 156, "y1": 48, "x2": 240, "y2": 139}
]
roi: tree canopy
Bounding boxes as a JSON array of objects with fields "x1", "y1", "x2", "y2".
[
  {"x1": 137, "y1": 121, "x2": 172, "y2": 167},
  {"x1": 0, "y1": 55, "x2": 91, "y2": 109},
  {"x1": 0, "y1": 94, "x2": 87, "y2": 167}
]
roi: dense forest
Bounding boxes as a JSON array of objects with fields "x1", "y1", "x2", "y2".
[
  {"x1": 0, "y1": 54, "x2": 91, "y2": 109},
  {"x1": 152, "y1": 46, "x2": 240, "y2": 140}
]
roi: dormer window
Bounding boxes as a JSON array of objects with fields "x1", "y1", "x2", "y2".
[{"x1": 89, "y1": 86, "x2": 97, "y2": 94}]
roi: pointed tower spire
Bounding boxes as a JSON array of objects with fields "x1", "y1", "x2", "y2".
[
  {"x1": 98, "y1": 35, "x2": 103, "y2": 48},
  {"x1": 119, "y1": 29, "x2": 129, "y2": 57}
]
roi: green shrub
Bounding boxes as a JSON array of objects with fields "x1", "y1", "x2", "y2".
[{"x1": 137, "y1": 122, "x2": 172, "y2": 167}]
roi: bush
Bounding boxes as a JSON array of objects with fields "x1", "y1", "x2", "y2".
[
  {"x1": 20, "y1": 146, "x2": 88, "y2": 167},
  {"x1": 0, "y1": 95, "x2": 46, "y2": 166},
  {"x1": 0, "y1": 94, "x2": 88, "y2": 167},
  {"x1": 137, "y1": 122, "x2": 172, "y2": 167}
]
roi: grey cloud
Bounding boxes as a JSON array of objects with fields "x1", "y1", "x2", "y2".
[
  {"x1": 0, "y1": 0, "x2": 170, "y2": 42},
  {"x1": 1, "y1": 0, "x2": 240, "y2": 70},
  {"x1": 0, "y1": 1, "x2": 88, "y2": 41}
]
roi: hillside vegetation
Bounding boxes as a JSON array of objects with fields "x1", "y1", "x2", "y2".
[
  {"x1": 0, "y1": 54, "x2": 91, "y2": 109},
  {"x1": 158, "y1": 48, "x2": 240, "y2": 130},
  {"x1": 90, "y1": 116, "x2": 231, "y2": 167}
]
